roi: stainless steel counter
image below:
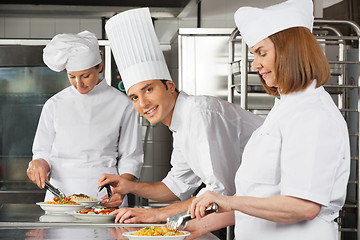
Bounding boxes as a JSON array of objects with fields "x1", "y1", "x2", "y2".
[{"x1": 0, "y1": 204, "x2": 219, "y2": 240}]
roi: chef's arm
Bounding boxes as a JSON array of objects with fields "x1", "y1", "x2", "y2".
[
  {"x1": 27, "y1": 158, "x2": 50, "y2": 189},
  {"x1": 230, "y1": 195, "x2": 321, "y2": 223},
  {"x1": 153, "y1": 197, "x2": 194, "y2": 220},
  {"x1": 185, "y1": 211, "x2": 235, "y2": 240},
  {"x1": 119, "y1": 173, "x2": 135, "y2": 181},
  {"x1": 191, "y1": 191, "x2": 321, "y2": 223},
  {"x1": 122, "y1": 181, "x2": 180, "y2": 202},
  {"x1": 98, "y1": 174, "x2": 179, "y2": 202}
]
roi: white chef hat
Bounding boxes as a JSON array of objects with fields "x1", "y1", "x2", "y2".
[
  {"x1": 234, "y1": 0, "x2": 314, "y2": 47},
  {"x1": 105, "y1": 8, "x2": 172, "y2": 92},
  {"x1": 43, "y1": 30, "x2": 102, "y2": 72}
]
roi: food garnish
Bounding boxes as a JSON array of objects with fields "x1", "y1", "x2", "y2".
[
  {"x1": 131, "y1": 226, "x2": 184, "y2": 236},
  {"x1": 70, "y1": 193, "x2": 97, "y2": 201},
  {"x1": 45, "y1": 197, "x2": 80, "y2": 205},
  {"x1": 76, "y1": 208, "x2": 112, "y2": 215}
]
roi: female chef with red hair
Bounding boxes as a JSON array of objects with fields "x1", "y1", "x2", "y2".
[{"x1": 187, "y1": 1, "x2": 350, "y2": 239}]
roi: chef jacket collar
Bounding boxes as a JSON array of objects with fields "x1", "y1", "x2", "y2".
[
  {"x1": 169, "y1": 91, "x2": 188, "y2": 133},
  {"x1": 279, "y1": 80, "x2": 320, "y2": 102},
  {"x1": 71, "y1": 78, "x2": 107, "y2": 96}
]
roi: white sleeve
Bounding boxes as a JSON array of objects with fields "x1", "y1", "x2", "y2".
[
  {"x1": 32, "y1": 100, "x2": 55, "y2": 169},
  {"x1": 187, "y1": 110, "x2": 233, "y2": 197},
  {"x1": 162, "y1": 149, "x2": 203, "y2": 201},
  {"x1": 117, "y1": 102, "x2": 144, "y2": 178},
  {"x1": 163, "y1": 109, "x2": 239, "y2": 201},
  {"x1": 280, "y1": 108, "x2": 349, "y2": 206}
]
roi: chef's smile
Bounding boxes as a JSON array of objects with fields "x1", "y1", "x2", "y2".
[
  {"x1": 260, "y1": 71, "x2": 271, "y2": 79},
  {"x1": 145, "y1": 106, "x2": 158, "y2": 116}
]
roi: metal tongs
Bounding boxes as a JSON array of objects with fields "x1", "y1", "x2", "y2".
[
  {"x1": 167, "y1": 202, "x2": 218, "y2": 232},
  {"x1": 98, "y1": 183, "x2": 112, "y2": 201},
  {"x1": 44, "y1": 181, "x2": 66, "y2": 198}
]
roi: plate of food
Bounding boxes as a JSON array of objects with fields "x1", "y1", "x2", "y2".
[
  {"x1": 69, "y1": 207, "x2": 115, "y2": 222},
  {"x1": 36, "y1": 197, "x2": 85, "y2": 214},
  {"x1": 69, "y1": 193, "x2": 99, "y2": 208},
  {"x1": 123, "y1": 226, "x2": 190, "y2": 240}
]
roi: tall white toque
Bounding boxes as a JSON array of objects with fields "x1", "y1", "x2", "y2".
[
  {"x1": 43, "y1": 31, "x2": 102, "y2": 72},
  {"x1": 234, "y1": 0, "x2": 314, "y2": 47},
  {"x1": 105, "y1": 8, "x2": 172, "y2": 92}
]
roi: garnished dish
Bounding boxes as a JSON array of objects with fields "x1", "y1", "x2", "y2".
[
  {"x1": 69, "y1": 193, "x2": 98, "y2": 202},
  {"x1": 70, "y1": 207, "x2": 115, "y2": 222},
  {"x1": 45, "y1": 197, "x2": 81, "y2": 205},
  {"x1": 123, "y1": 226, "x2": 190, "y2": 240},
  {"x1": 76, "y1": 207, "x2": 111, "y2": 215},
  {"x1": 132, "y1": 227, "x2": 184, "y2": 236},
  {"x1": 69, "y1": 193, "x2": 99, "y2": 208},
  {"x1": 36, "y1": 197, "x2": 84, "y2": 214}
]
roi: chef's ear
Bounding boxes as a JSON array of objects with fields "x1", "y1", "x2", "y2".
[
  {"x1": 166, "y1": 80, "x2": 176, "y2": 93},
  {"x1": 96, "y1": 62, "x2": 104, "y2": 73}
]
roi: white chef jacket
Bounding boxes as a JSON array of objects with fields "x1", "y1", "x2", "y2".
[
  {"x1": 234, "y1": 80, "x2": 350, "y2": 240},
  {"x1": 162, "y1": 91, "x2": 263, "y2": 200},
  {"x1": 32, "y1": 79, "x2": 143, "y2": 202}
]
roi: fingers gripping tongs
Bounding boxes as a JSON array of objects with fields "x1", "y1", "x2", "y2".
[
  {"x1": 98, "y1": 183, "x2": 112, "y2": 201},
  {"x1": 44, "y1": 181, "x2": 66, "y2": 198},
  {"x1": 167, "y1": 203, "x2": 218, "y2": 232}
]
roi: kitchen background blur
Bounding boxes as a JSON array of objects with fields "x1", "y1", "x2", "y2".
[{"x1": 0, "y1": 0, "x2": 359, "y2": 239}]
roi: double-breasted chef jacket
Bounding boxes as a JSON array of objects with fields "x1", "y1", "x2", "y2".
[
  {"x1": 234, "y1": 80, "x2": 350, "y2": 239},
  {"x1": 162, "y1": 91, "x2": 264, "y2": 200},
  {"x1": 32, "y1": 79, "x2": 143, "y2": 202}
]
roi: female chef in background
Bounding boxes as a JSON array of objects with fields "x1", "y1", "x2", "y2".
[
  {"x1": 26, "y1": 31, "x2": 143, "y2": 207},
  {"x1": 186, "y1": 0, "x2": 350, "y2": 239}
]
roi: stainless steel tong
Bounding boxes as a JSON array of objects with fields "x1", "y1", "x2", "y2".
[
  {"x1": 167, "y1": 202, "x2": 218, "y2": 232},
  {"x1": 44, "y1": 181, "x2": 66, "y2": 198},
  {"x1": 98, "y1": 183, "x2": 112, "y2": 201}
]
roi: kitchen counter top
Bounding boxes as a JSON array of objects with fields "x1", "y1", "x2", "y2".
[{"x1": 0, "y1": 204, "x2": 219, "y2": 240}]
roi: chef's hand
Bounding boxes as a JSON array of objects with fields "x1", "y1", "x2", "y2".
[
  {"x1": 100, "y1": 192, "x2": 125, "y2": 208},
  {"x1": 111, "y1": 207, "x2": 164, "y2": 224},
  {"x1": 183, "y1": 219, "x2": 205, "y2": 240},
  {"x1": 98, "y1": 174, "x2": 131, "y2": 195},
  {"x1": 189, "y1": 190, "x2": 232, "y2": 220},
  {"x1": 26, "y1": 159, "x2": 50, "y2": 189}
]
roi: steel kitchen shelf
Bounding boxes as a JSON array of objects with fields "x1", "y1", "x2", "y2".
[{"x1": 228, "y1": 19, "x2": 360, "y2": 240}]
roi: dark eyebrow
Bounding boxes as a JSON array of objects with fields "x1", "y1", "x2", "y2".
[
  {"x1": 250, "y1": 46, "x2": 262, "y2": 55},
  {"x1": 67, "y1": 71, "x2": 91, "y2": 77},
  {"x1": 128, "y1": 83, "x2": 153, "y2": 99},
  {"x1": 141, "y1": 83, "x2": 152, "y2": 91}
]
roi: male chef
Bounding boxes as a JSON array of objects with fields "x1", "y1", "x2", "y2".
[{"x1": 98, "y1": 7, "x2": 263, "y2": 223}]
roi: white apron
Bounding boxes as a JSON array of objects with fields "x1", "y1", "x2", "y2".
[{"x1": 34, "y1": 80, "x2": 143, "y2": 206}]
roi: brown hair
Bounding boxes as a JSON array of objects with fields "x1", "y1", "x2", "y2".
[
  {"x1": 160, "y1": 80, "x2": 179, "y2": 93},
  {"x1": 261, "y1": 27, "x2": 330, "y2": 96}
]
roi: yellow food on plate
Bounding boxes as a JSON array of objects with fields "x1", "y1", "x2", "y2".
[
  {"x1": 69, "y1": 193, "x2": 97, "y2": 201},
  {"x1": 131, "y1": 226, "x2": 184, "y2": 236},
  {"x1": 45, "y1": 197, "x2": 81, "y2": 205}
]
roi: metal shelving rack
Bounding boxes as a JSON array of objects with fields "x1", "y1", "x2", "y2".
[{"x1": 228, "y1": 19, "x2": 360, "y2": 239}]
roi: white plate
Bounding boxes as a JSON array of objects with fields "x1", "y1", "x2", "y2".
[
  {"x1": 36, "y1": 202, "x2": 85, "y2": 214},
  {"x1": 74, "y1": 200, "x2": 100, "y2": 208},
  {"x1": 122, "y1": 231, "x2": 190, "y2": 240},
  {"x1": 69, "y1": 212, "x2": 116, "y2": 222}
]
